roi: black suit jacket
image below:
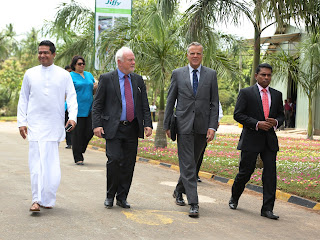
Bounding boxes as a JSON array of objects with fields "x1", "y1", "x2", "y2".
[
  {"x1": 92, "y1": 70, "x2": 152, "y2": 139},
  {"x1": 234, "y1": 84, "x2": 284, "y2": 152}
]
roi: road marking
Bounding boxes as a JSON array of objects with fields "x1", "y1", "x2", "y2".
[
  {"x1": 122, "y1": 210, "x2": 198, "y2": 225},
  {"x1": 160, "y1": 181, "x2": 177, "y2": 187},
  {"x1": 198, "y1": 195, "x2": 216, "y2": 203},
  {"x1": 160, "y1": 182, "x2": 216, "y2": 203}
]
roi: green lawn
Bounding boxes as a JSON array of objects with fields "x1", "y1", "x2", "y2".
[
  {"x1": 90, "y1": 132, "x2": 320, "y2": 202},
  {"x1": 219, "y1": 114, "x2": 237, "y2": 125},
  {"x1": 0, "y1": 116, "x2": 17, "y2": 121}
]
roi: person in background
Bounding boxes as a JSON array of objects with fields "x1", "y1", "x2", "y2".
[
  {"x1": 17, "y1": 40, "x2": 77, "y2": 212},
  {"x1": 283, "y1": 99, "x2": 292, "y2": 128},
  {"x1": 70, "y1": 55, "x2": 97, "y2": 165},
  {"x1": 149, "y1": 102, "x2": 157, "y2": 122},
  {"x1": 64, "y1": 65, "x2": 72, "y2": 149},
  {"x1": 290, "y1": 100, "x2": 296, "y2": 128},
  {"x1": 196, "y1": 101, "x2": 223, "y2": 182}
]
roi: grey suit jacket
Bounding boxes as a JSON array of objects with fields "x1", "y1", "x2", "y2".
[
  {"x1": 92, "y1": 70, "x2": 152, "y2": 139},
  {"x1": 163, "y1": 65, "x2": 219, "y2": 134}
]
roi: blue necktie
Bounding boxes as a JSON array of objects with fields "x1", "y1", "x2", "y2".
[{"x1": 193, "y1": 69, "x2": 198, "y2": 96}]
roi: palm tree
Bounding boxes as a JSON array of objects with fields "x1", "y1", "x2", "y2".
[
  {"x1": 168, "y1": 0, "x2": 312, "y2": 85},
  {"x1": 18, "y1": 28, "x2": 39, "y2": 68},
  {"x1": 0, "y1": 24, "x2": 17, "y2": 63},
  {"x1": 42, "y1": 0, "x2": 96, "y2": 72}
]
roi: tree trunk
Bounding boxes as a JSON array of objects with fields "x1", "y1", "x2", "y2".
[
  {"x1": 250, "y1": 26, "x2": 261, "y2": 86},
  {"x1": 250, "y1": 0, "x2": 262, "y2": 85},
  {"x1": 251, "y1": 2, "x2": 263, "y2": 167},
  {"x1": 239, "y1": 54, "x2": 242, "y2": 91},
  {"x1": 154, "y1": 88, "x2": 167, "y2": 148},
  {"x1": 307, "y1": 96, "x2": 314, "y2": 139}
]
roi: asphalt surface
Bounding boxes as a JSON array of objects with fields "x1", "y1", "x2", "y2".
[{"x1": 0, "y1": 122, "x2": 319, "y2": 240}]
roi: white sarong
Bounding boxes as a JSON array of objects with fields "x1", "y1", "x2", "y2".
[{"x1": 29, "y1": 141, "x2": 61, "y2": 207}]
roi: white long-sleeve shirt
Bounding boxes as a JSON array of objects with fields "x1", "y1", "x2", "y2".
[{"x1": 17, "y1": 64, "x2": 78, "y2": 142}]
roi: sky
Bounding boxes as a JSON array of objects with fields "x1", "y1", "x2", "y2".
[{"x1": 0, "y1": 0, "x2": 275, "y2": 41}]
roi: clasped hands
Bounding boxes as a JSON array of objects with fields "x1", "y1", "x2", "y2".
[{"x1": 258, "y1": 118, "x2": 277, "y2": 131}]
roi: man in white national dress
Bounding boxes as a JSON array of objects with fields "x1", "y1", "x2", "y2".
[{"x1": 17, "y1": 40, "x2": 78, "y2": 212}]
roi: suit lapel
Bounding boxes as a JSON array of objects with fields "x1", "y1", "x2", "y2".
[
  {"x1": 253, "y1": 85, "x2": 265, "y2": 118},
  {"x1": 131, "y1": 74, "x2": 138, "y2": 108},
  {"x1": 197, "y1": 66, "x2": 206, "y2": 94},
  {"x1": 269, "y1": 87, "x2": 276, "y2": 116},
  {"x1": 112, "y1": 70, "x2": 121, "y2": 103},
  {"x1": 183, "y1": 66, "x2": 193, "y2": 95}
]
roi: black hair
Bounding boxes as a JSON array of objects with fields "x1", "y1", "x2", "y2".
[
  {"x1": 64, "y1": 65, "x2": 71, "y2": 70},
  {"x1": 70, "y1": 55, "x2": 85, "y2": 71},
  {"x1": 255, "y1": 63, "x2": 272, "y2": 74},
  {"x1": 39, "y1": 40, "x2": 56, "y2": 54}
]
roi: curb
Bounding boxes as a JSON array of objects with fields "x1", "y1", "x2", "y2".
[
  {"x1": 137, "y1": 157, "x2": 320, "y2": 211},
  {"x1": 86, "y1": 145, "x2": 320, "y2": 211}
]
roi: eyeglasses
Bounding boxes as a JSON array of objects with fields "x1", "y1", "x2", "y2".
[{"x1": 77, "y1": 62, "x2": 85, "y2": 66}]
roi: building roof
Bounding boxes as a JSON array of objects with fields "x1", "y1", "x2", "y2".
[{"x1": 245, "y1": 33, "x2": 301, "y2": 45}]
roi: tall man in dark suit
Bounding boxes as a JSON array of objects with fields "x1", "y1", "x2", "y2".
[
  {"x1": 229, "y1": 63, "x2": 284, "y2": 220},
  {"x1": 164, "y1": 42, "x2": 219, "y2": 218},
  {"x1": 92, "y1": 47, "x2": 153, "y2": 209}
]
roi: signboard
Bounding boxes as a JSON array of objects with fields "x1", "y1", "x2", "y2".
[{"x1": 95, "y1": 0, "x2": 132, "y2": 70}]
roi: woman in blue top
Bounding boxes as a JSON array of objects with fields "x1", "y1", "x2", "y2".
[{"x1": 70, "y1": 56, "x2": 97, "y2": 165}]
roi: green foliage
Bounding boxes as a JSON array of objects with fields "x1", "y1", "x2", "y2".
[
  {"x1": 42, "y1": 0, "x2": 96, "y2": 73},
  {"x1": 18, "y1": 28, "x2": 39, "y2": 69},
  {"x1": 0, "y1": 24, "x2": 18, "y2": 63},
  {"x1": 0, "y1": 59, "x2": 24, "y2": 114}
]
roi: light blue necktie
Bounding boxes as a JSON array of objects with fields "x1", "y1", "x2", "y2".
[{"x1": 193, "y1": 69, "x2": 198, "y2": 96}]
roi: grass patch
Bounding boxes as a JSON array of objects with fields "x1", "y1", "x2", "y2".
[
  {"x1": 219, "y1": 115, "x2": 237, "y2": 125},
  {"x1": 0, "y1": 116, "x2": 17, "y2": 121},
  {"x1": 89, "y1": 133, "x2": 320, "y2": 202}
]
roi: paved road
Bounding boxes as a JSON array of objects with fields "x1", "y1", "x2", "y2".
[{"x1": 0, "y1": 122, "x2": 319, "y2": 240}]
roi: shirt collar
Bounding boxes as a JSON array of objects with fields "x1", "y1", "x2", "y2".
[
  {"x1": 256, "y1": 83, "x2": 269, "y2": 92},
  {"x1": 188, "y1": 64, "x2": 201, "y2": 73},
  {"x1": 41, "y1": 63, "x2": 54, "y2": 70},
  {"x1": 117, "y1": 69, "x2": 131, "y2": 79}
]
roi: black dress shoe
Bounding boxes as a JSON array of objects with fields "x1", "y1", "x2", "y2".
[
  {"x1": 104, "y1": 198, "x2": 114, "y2": 208},
  {"x1": 229, "y1": 197, "x2": 238, "y2": 210},
  {"x1": 189, "y1": 204, "x2": 199, "y2": 218},
  {"x1": 197, "y1": 176, "x2": 202, "y2": 182},
  {"x1": 173, "y1": 190, "x2": 186, "y2": 206},
  {"x1": 116, "y1": 200, "x2": 130, "y2": 208},
  {"x1": 261, "y1": 210, "x2": 279, "y2": 220},
  {"x1": 65, "y1": 145, "x2": 72, "y2": 149}
]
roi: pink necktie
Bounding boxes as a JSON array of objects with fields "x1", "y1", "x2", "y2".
[
  {"x1": 124, "y1": 75, "x2": 134, "y2": 122},
  {"x1": 262, "y1": 88, "x2": 269, "y2": 119}
]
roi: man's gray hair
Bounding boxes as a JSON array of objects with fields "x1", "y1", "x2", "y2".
[
  {"x1": 187, "y1": 42, "x2": 203, "y2": 54},
  {"x1": 115, "y1": 46, "x2": 133, "y2": 67}
]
